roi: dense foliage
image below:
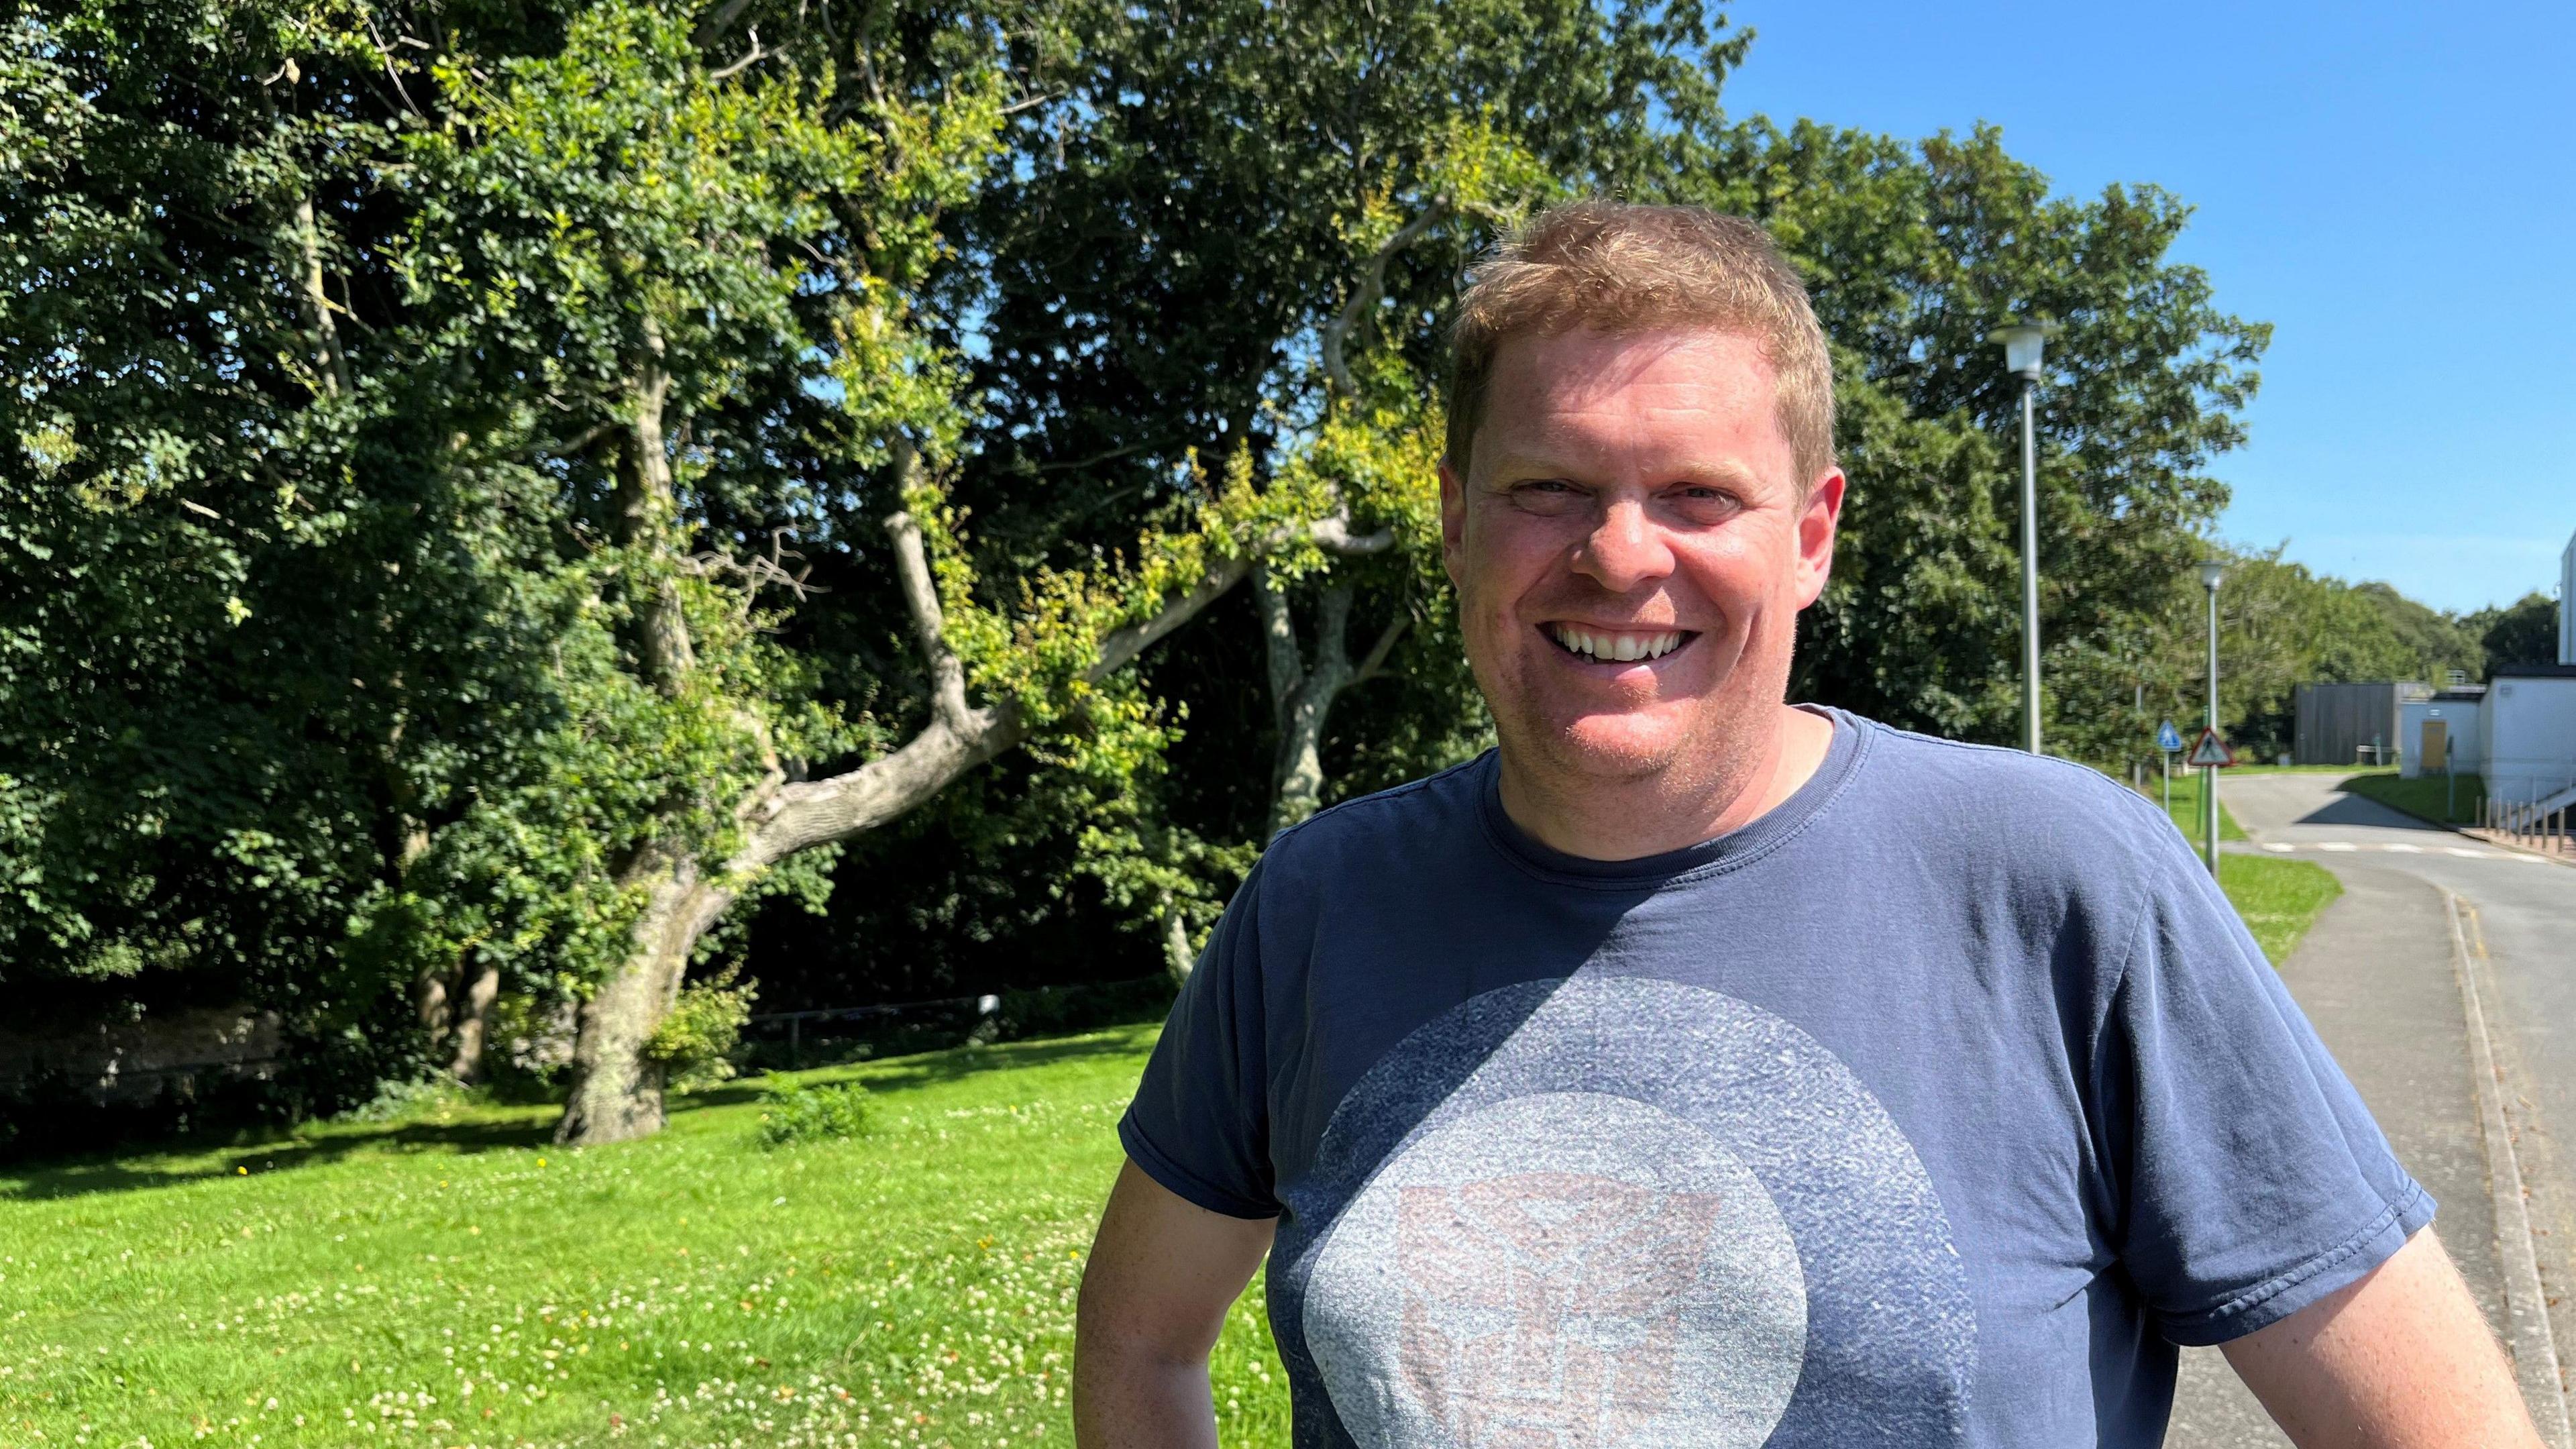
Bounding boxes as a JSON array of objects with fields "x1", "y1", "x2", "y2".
[{"x1": 1, "y1": 0, "x2": 2518, "y2": 1142}]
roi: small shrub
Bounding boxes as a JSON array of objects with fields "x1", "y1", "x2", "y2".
[
  {"x1": 647, "y1": 965, "x2": 757, "y2": 1093},
  {"x1": 335, "y1": 1076, "x2": 461, "y2": 1124},
  {"x1": 755, "y1": 1076, "x2": 871, "y2": 1148}
]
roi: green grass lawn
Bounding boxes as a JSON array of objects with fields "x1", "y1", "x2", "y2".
[
  {"x1": 2152, "y1": 765, "x2": 2246, "y2": 843},
  {"x1": 2345, "y1": 770, "x2": 2487, "y2": 827},
  {"x1": 2218, "y1": 854, "x2": 2345, "y2": 963},
  {"x1": 0, "y1": 1028, "x2": 1289, "y2": 1449}
]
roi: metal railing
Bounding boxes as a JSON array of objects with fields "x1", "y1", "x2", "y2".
[{"x1": 2485, "y1": 776, "x2": 2576, "y2": 855}]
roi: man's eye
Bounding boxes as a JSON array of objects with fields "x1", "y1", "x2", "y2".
[{"x1": 1521, "y1": 479, "x2": 1576, "y2": 494}]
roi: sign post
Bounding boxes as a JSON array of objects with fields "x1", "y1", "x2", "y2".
[
  {"x1": 2187, "y1": 726, "x2": 2237, "y2": 874},
  {"x1": 2155, "y1": 720, "x2": 2183, "y2": 821}
]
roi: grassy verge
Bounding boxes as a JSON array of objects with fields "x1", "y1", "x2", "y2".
[
  {"x1": 0, "y1": 1026, "x2": 1289, "y2": 1449},
  {"x1": 2218, "y1": 854, "x2": 2345, "y2": 963},
  {"x1": 2137, "y1": 769, "x2": 2341, "y2": 963},
  {"x1": 2153, "y1": 765, "x2": 2246, "y2": 842},
  {"x1": 2345, "y1": 771, "x2": 2486, "y2": 828}
]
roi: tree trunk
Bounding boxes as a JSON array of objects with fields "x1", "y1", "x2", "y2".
[
  {"x1": 554, "y1": 849, "x2": 737, "y2": 1145},
  {"x1": 610, "y1": 321, "x2": 694, "y2": 694},
  {"x1": 1159, "y1": 892, "x2": 1195, "y2": 983},
  {"x1": 414, "y1": 967, "x2": 452, "y2": 1059},
  {"x1": 291, "y1": 193, "x2": 349, "y2": 398},
  {"x1": 1254, "y1": 568, "x2": 1405, "y2": 837},
  {"x1": 445, "y1": 964, "x2": 501, "y2": 1084}
]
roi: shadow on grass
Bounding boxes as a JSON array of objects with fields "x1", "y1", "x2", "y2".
[
  {"x1": 2297, "y1": 790, "x2": 2451, "y2": 830},
  {"x1": 684, "y1": 1024, "x2": 1160, "y2": 1113},
  {"x1": 2331, "y1": 772, "x2": 2484, "y2": 830},
  {"x1": 7, "y1": 1022, "x2": 1160, "y2": 1201},
  {"x1": 3, "y1": 1114, "x2": 555, "y2": 1203}
]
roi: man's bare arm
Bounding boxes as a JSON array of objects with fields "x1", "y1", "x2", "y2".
[
  {"x1": 1074, "y1": 1159, "x2": 1276, "y2": 1448},
  {"x1": 2223, "y1": 1227, "x2": 2544, "y2": 1447}
]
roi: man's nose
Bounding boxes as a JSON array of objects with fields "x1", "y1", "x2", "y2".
[{"x1": 1573, "y1": 496, "x2": 1674, "y2": 593}]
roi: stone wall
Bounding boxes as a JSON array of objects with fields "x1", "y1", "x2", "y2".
[{"x1": 0, "y1": 1005, "x2": 282, "y2": 1104}]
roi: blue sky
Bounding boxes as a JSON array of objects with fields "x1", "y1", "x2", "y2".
[{"x1": 1717, "y1": 0, "x2": 2574, "y2": 614}]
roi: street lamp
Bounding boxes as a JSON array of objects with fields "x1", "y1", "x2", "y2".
[
  {"x1": 2198, "y1": 559, "x2": 2226, "y2": 874},
  {"x1": 1990, "y1": 321, "x2": 2058, "y2": 755}
]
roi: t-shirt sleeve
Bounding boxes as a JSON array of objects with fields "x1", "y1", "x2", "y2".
[
  {"x1": 1116, "y1": 862, "x2": 1280, "y2": 1220},
  {"x1": 2102, "y1": 837, "x2": 2433, "y2": 1346}
]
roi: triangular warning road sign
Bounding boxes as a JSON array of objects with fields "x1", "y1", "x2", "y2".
[{"x1": 2186, "y1": 727, "x2": 2236, "y2": 768}]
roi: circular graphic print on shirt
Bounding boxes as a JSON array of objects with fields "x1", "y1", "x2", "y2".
[
  {"x1": 1281, "y1": 975, "x2": 1976, "y2": 1448},
  {"x1": 1304, "y1": 1091, "x2": 1807, "y2": 1448}
]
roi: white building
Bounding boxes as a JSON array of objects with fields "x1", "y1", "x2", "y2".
[
  {"x1": 2482, "y1": 665, "x2": 2576, "y2": 806},
  {"x1": 2479, "y1": 523, "x2": 2575, "y2": 809},
  {"x1": 2562, "y1": 527, "x2": 2574, "y2": 665},
  {"x1": 2399, "y1": 690, "x2": 2485, "y2": 778}
]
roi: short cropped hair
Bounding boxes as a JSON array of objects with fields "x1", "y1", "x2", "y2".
[{"x1": 1445, "y1": 201, "x2": 1836, "y2": 490}]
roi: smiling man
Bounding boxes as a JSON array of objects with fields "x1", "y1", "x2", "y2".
[{"x1": 1072, "y1": 202, "x2": 2538, "y2": 1447}]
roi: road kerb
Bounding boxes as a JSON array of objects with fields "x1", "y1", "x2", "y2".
[{"x1": 2445, "y1": 887, "x2": 2574, "y2": 1445}]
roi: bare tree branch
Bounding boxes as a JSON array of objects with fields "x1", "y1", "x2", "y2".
[
  {"x1": 1352, "y1": 612, "x2": 1409, "y2": 684},
  {"x1": 1309, "y1": 514, "x2": 1395, "y2": 555},
  {"x1": 290, "y1": 195, "x2": 350, "y2": 399},
  {"x1": 363, "y1": 17, "x2": 425, "y2": 117},
  {"x1": 709, "y1": 30, "x2": 775, "y2": 81},
  {"x1": 1321, "y1": 197, "x2": 1452, "y2": 396},
  {"x1": 535, "y1": 421, "x2": 616, "y2": 460},
  {"x1": 741, "y1": 507, "x2": 1381, "y2": 867},
  {"x1": 1036, "y1": 441, "x2": 1144, "y2": 474},
  {"x1": 882, "y1": 447, "x2": 971, "y2": 729}
]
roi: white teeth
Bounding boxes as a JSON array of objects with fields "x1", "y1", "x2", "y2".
[{"x1": 1554, "y1": 626, "x2": 1686, "y2": 661}]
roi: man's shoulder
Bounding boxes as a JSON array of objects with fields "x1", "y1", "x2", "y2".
[
  {"x1": 1256, "y1": 753, "x2": 1494, "y2": 884},
  {"x1": 1839, "y1": 714, "x2": 2184, "y2": 886}
]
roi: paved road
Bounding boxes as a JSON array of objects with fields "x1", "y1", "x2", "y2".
[{"x1": 2165, "y1": 771, "x2": 2576, "y2": 1446}]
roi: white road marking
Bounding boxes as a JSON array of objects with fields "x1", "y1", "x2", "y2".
[
  {"x1": 2318, "y1": 842, "x2": 2359, "y2": 851},
  {"x1": 2449, "y1": 847, "x2": 2497, "y2": 858},
  {"x1": 2260, "y1": 843, "x2": 2295, "y2": 853},
  {"x1": 2384, "y1": 843, "x2": 2424, "y2": 853}
]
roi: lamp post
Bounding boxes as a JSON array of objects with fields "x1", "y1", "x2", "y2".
[
  {"x1": 1990, "y1": 321, "x2": 2057, "y2": 754},
  {"x1": 2198, "y1": 559, "x2": 2226, "y2": 875}
]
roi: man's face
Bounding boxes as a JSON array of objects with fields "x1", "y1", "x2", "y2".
[{"x1": 1439, "y1": 327, "x2": 1843, "y2": 788}]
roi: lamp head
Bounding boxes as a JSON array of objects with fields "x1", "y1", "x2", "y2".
[
  {"x1": 2198, "y1": 560, "x2": 2227, "y2": 590},
  {"x1": 1987, "y1": 320, "x2": 2058, "y2": 382}
]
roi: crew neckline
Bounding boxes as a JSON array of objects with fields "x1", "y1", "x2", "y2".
[{"x1": 1474, "y1": 705, "x2": 1868, "y2": 888}]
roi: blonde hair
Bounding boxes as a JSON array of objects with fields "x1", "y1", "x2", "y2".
[{"x1": 1445, "y1": 201, "x2": 1835, "y2": 488}]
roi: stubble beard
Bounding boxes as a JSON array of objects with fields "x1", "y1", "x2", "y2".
[{"x1": 1476, "y1": 610, "x2": 1798, "y2": 842}]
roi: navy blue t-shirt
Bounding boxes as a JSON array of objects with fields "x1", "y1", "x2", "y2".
[{"x1": 1119, "y1": 709, "x2": 2430, "y2": 1447}]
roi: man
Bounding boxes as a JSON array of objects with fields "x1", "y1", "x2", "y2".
[{"x1": 1073, "y1": 201, "x2": 2538, "y2": 1446}]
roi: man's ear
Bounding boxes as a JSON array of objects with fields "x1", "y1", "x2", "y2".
[
  {"x1": 1792, "y1": 469, "x2": 1845, "y2": 610},
  {"x1": 1437, "y1": 456, "x2": 1467, "y2": 587}
]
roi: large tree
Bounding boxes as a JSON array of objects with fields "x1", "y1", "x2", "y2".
[
  {"x1": 0, "y1": 0, "x2": 1377, "y2": 1144},
  {"x1": 2473, "y1": 592, "x2": 2559, "y2": 675}
]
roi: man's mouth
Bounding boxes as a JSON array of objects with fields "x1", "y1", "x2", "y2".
[{"x1": 1544, "y1": 623, "x2": 1698, "y2": 664}]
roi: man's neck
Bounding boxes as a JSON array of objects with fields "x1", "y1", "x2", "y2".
[{"x1": 1495, "y1": 704, "x2": 1837, "y2": 862}]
